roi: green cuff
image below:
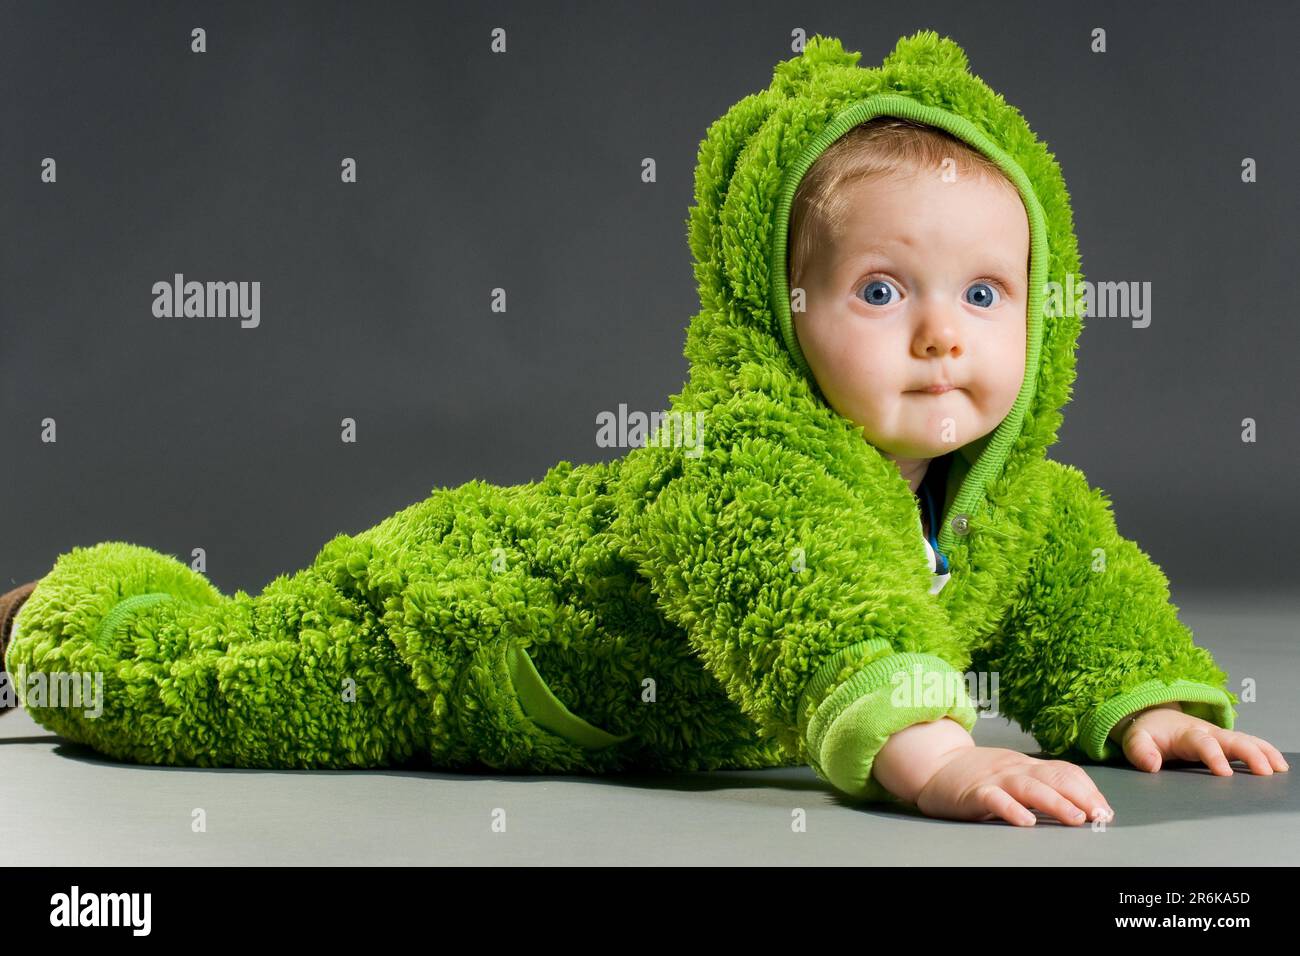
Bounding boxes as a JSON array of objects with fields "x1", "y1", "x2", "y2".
[
  {"x1": 1076, "y1": 678, "x2": 1238, "y2": 762},
  {"x1": 800, "y1": 646, "x2": 979, "y2": 802}
]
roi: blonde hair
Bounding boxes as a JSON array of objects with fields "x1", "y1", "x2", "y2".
[{"x1": 787, "y1": 117, "x2": 1017, "y2": 294}]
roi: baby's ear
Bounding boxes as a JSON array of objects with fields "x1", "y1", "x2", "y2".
[{"x1": 882, "y1": 29, "x2": 971, "y2": 74}]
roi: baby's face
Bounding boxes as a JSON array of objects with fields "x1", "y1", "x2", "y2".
[{"x1": 793, "y1": 167, "x2": 1029, "y2": 461}]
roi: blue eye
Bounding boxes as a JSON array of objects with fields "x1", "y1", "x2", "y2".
[
  {"x1": 860, "y1": 279, "x2": 899, "y2": 306},
  {"x1": 965, "y1": 282, "x2": 1000, "y2": 308}
]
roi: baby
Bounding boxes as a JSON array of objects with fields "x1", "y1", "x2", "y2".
[
  {"x1": 0, "y1": 32, "x2": 1287, "y2": 828},
  {"x1": 786, "y1": 115, "x2": 1287, "y2": 823}
]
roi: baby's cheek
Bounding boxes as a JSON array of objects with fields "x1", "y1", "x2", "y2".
[
  {"x1": 830, "y1": 363, "x2": 887, "y2": 406},
  {"x1": 986, "y1": 376, "x2": 1023, "y2": 423}
]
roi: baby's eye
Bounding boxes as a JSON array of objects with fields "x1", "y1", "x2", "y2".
[
  {"x1": 965, "y1": 282, "x2": 1000, "y2": 309},
  {"x1": 859, "y1": 279, "x2": 900, "y2": 307}
]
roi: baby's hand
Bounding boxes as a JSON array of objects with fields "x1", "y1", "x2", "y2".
[
  {"x1": 913, "y1": 746, "x2": 1114, "y2": 827},
  {"x1": 1114, "y1": 702, "x2": 1290, "y2": 776}
]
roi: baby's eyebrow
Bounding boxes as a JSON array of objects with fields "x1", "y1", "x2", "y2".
[
  {"x1": 832, "y1": 245, "x2": 888, "y2": 268},
  {"x1": 833, "y1": 247, "x2": 1028, "y2": 287},
  {"x1": 984, "y1": 258, "x2": 1028, "y2": 287}
]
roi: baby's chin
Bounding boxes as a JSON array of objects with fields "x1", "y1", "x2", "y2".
[
  {"x1": 864, "y1": 421, "x2": 996, "y2": 461},
  {"x1": 835, "y1": 394, "x2": 1005, "y2": 459},
  {"x1": 869, "y1": 439, "x2": 959, "y2": 461},
  {"x1": 880, "y1": 401, "x2": 1007, "y2": 456}
]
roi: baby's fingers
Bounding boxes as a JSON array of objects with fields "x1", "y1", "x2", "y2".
[
  {"x1": 1210, "y1": 731, "x2": 1286, "y2": 775},
  {"x1": 1001, "y1": 777, "x2": 1091, "y2": 827},
  {"x1": 1174, "y1": 732, "x2": 1234, "y2": 775},
  {"x1": 1123, "y1": 727, "x2": 1164, "y2": 773},
  {"x1": 1254, "y1": 738, "x2": 1290, "y2": 772},
  {"x1": 976, "y1": 785, "x2": 1038, "y2": 827},
  {"x1": 1036, "y1": 760, "x2": 1114, "y2": 822}
]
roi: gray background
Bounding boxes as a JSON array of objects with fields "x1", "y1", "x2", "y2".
[
  {"x1": 0, "y1": 0, "x2": 1296, "y2": 870},
  {"x1": 2, "y1": 1, "x2": 1297, "y2": 594}
]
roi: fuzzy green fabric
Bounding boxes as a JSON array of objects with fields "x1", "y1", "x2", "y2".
[{"x1": 4, "y1": 30, "x2": 1237, "y2": 802}]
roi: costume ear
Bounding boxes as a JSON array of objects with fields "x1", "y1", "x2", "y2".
[
  {"x1": 770, "y1": 34, "x2": 862, "y2": 95},
  {"x1": 881, "y1": 29, "x2": 971, "y2": 74},
  {"x1": 797, "y1": 34, "x2": 862, "y2": 69}
]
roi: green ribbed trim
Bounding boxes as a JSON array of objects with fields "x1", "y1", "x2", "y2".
[
  {"x1": 806, "y1": 651, "x2": 971, "y2": 758},
  {"x1": 506, "y1": 643, "x2": 634, "y2": 750},
  {"x1": 815, "y1": 659, "x2": 979, "y2": 802},
  {"x1": 1076, "y1": 678, "x2": 1238, "y2": 762},
  {"x1": 769, "y1": 92, "x2": 1049, "y2": 560},
  {"x1": 797, "y1": 637, "x2": 894, "y2": 741},
  {"x1": 95, "y1": 592, "x2": 176, "y2": 651},
  {"x1": 802, "y1": 651, "x2": 977, "y2": 800}
]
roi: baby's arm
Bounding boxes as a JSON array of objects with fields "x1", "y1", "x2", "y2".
[
  {"x1": 872, "y1": 717, "x2": 974, "y2": 803},
  {"x1": 990, "y1": 459, "x2": 1243, "y2": 768},
  {"x1": 615, "y1": 386, "x2": 979, "y2": 803},
  {"x1": 873, "y1": 717, "x2": 1114, "y2": 825}
]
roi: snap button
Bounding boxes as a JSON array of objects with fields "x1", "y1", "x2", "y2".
[{"x1": 951, "y1": 514, "x2": 970, "y2": 536}]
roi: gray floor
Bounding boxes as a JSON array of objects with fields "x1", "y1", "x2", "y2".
[{"x1": 3, "y1": 590, "x2": 1295, "y2": 865}]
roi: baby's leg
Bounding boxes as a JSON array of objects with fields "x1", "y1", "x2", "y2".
[
  {"x1": 9, "y1": 492, "x2": 641, "y2": 779},
  {"x1": 6, "y1": 541, "x2": 438, "y2": 769},
  {"x1": 310, "y1": 511, "x2": 639, "y2": 779}
]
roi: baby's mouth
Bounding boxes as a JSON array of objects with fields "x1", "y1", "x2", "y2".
[{"x1": 911, "y1": 385, "x2": 959, "y2": 395}]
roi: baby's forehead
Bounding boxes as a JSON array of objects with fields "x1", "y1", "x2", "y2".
[
  {"x1": 836, "y1": 166, "x2": 1025, "y2": 216},
  {"x1": 833, "y1": 176, "x2": 1028, "y2": 253},
  {"x1": 828, "y1": 227, "x2": 1029, "y2": 270}
]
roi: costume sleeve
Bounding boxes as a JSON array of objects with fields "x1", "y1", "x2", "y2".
[
  {"x1": 991, "y1": 459, "x2": 1238, "y2": 763},
  {"x1": 617, "y1": 387, "x2": 979, "y2": 802}
]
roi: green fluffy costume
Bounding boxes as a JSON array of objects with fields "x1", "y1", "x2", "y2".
[{"x1": 4, "y1": 31, "x2": 1238, "y2": 803}]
